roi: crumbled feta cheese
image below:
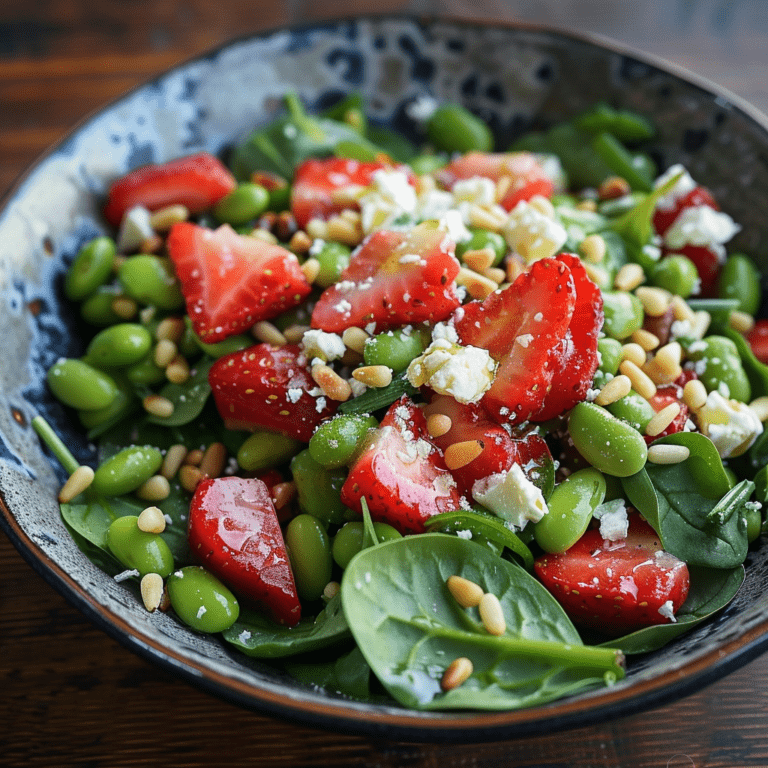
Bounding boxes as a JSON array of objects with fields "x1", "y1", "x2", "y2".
[
  {"x1": 697, "y1": 390, "x2": 763, "y2": 458},
  {"x1": 300, "y1": 329, "x2": 346, "y2": 362},
  {"x1": 663, "y1": 206, "x2": 741, "y2": 262},
  {"x1": 456, "y1": 528, "x2": 473, "y2": 540},
  {"x1": 406, "y1": 338, "x2": 496, "y2": 403},
  {"x1": 503, "y1": 200, "x2": 567, "y2": 263},
  {"x1": 359, "y1": 169, "x2": 417, "y2": 234},
  {"x1": 471, "y1": 464, "x2": 548, "y2": 530},
  {"x1": 407, "y1": 95, "x2": 439, "y2": 122},
  {"x1": 431, "y1": 320, "x2": 459, "y2": 344},
  {"x1": 654, "y1": 163, "x2": 697, "y2": 211},
  {"x1": 593, "y1": 499, "x2": 629, "y2": 542},
  {"x1": 437, "y1": 208, "x2": 472, "y2": 243},
  {"x1": 452, "y1": 176, "x2": 497, "y2": 208},
  {"x1": 114, "y1": 569, "x2": 140, "y2": 583},
  {"x1": 116, "y1": 205, "x2": 153, "y2": 253},
  {"x1": 657, "y1": 600, "x2": 677, "y2": 623}
]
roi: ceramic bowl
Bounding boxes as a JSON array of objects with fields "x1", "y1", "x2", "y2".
[{"x1": 2, "y1": 15, "x2": 768, "y2": 743}]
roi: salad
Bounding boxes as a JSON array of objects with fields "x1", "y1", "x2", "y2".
[{"x1": 35, "y1": 93, "x2": 768, "y2": 711}]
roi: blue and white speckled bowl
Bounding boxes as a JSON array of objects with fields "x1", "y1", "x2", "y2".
[{"x1": 2, "y1": 15, "x2": 768, "y2": 742}]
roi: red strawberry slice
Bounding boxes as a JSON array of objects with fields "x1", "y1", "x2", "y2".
[
  {"x1": 167, "y1": 222, "x2": 311, "y2": 343},
  {"x1": 341, "y1": 396, "x2": 462, "y2": 534},
  {"x1": 653, "y1": 185, "x2": 718, "y2": 237},
  {"x1": 188, "y1": 476, "x2": 301, "y2": 626},
  {"x1": 534, "y1": 515, "x2": 690, "y2": 635},
  {"x1": 436, "y1": 151, "x2": 554, "y2": 210},
  {"x1": 747, "y1": 319, "x2": 768, "y2": 364},
  {"x1": 103, "y1": 152, "x2": 236, "y2": 227},
  {"x1": 208, "y1": 343, "x2": 337, "y2": 443},
  {"x1": 311, "y1": 223, "x2": 461, "y2": 334},
  {"x1": 291, "y1": 157, "x2": 400, "y2": 228},
  {"x1": 672, "y1": 244, "x2": 721, "y2": 298},
  {"x1": 531, "y1": 254, "x2": 603, "y2": 421},
  {"x1": 455, "y1": 257, "x2": 576, "y2": 425}
]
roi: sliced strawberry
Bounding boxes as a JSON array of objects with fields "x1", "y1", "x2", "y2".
[
  {"x1": 530, "y1": 254, "x2": 603, "y2": 421},
  {"x1": 672, "y1": 244, "x2": 721, "y2": 298},
  {"x1": 167, "y1": 222, "x2": 311, "y2": 343},
  {"x1": 340, "y1": 396, "x2": 462, "y2": 534},
  {"x1": 208, "y1": 344, "x2": 337, "y2": 442},
  {"x1": 653, "y1": 185, "x2": 718, "y2": 237},
  {"x1": 310, "y1": 223, "x2": 461, "y2": 334},
  {"x1": 103, "y1": 152, "x2": 236, "y2": 227},
  {"x1": 188, "y1": 476, "x2": 301, "y2": 626},
  {"x1": 644, "y1": 386, "x2": 689, "y2": 444},
  {"x1": 534, "y1": 515, "x2": 690, "y2": 635},
  {"x1": 436, "y1": 151, "x2": 554, "y2": 210},
  {"x1": 455, "y1": 257, "x2": 576, "y2": 425},
  {"x1": 747, "y1": 319, "x2": 768, "y2": 364},
  {"x1": 291, "y1": 157, "x2": 399, "y2": 228}
]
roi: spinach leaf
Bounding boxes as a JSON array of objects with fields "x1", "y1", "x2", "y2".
[
  {"x1": 286, "y1": 646, "x2": 375, "y2": 700},
  {"x1": 341, "y1": 534, "x2": 624, "y2": 710},
  {"x1": 724, "y1": 326, "x2": 768, "y2": 400},
  {"x1": 156, "y1": 481, "x2": 193, "y2": 564},
  {"x1": 222, "y1": 593, "x2": 351, "y2": 658},
  {"x1": 147, "y1": 357, "x2": 215, "y2": 427},
  {"x1": 60, "y1": 494, "x2": 145, "y2": 550},
  {"x1": 600, "y1": 565, "x2": 744, "y2": 654},
  {"x1": 621, "y1": 468, "x2": 660, "y2": 530},
  {"x1": 645, "y1": 434, "x2": 749, "y2": 568}
]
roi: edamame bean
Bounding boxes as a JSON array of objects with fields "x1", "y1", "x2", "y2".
[
  {"x1": 80, "y1": 285, "x2": 124, "y2": 326},
  {"x1": 106, "y1": 515, "x2": 175, "y2": 577},
  {"x1": 719, "y1": 254, "x2": 762, "y2": 315},
  {"x1": 409, "y1": 154, "x2": 447, "y2": 175},
  {"x1": 78, "y1": 376, "x2": 135, "y2": 432},
  {"x1": 118, "y1": 254, "x2": 184, "y2": 310},
  {"x1": 311, "y1": 241, "x2": 351, "y2": 289},
  {"x1": 534, "y1": 468, "x2": 606, "y2": 553},
  {"x1": 285, "y1": 514, "x2": 332, "y2": 602},
  {"x1": 84, "y1": 323, "x2": 152, "y2": 367},
  {"x1": 601, "y1": 291, "x2": 644, "y2": 340},
  {"x1": 426, "y1": 104, "x2": 493, "y2": 153},
  {"x1": 64, "y1": 236, "x2": 116, "y2": 301},
  {"x1": 214, "y1": 182, "x2": 270, "y2": 225},
  {"x1": 125, "y1": 353, "x2": 167, "y2": 386},
  {"x1": 332, "y1": 521, "x2": 402, "y2": 569},
  {"x1": 47, "y1": 359, "x2": 119, "y2": 410},
  {"x1": 455, "y1": 228, "x2": 507, "y2": 266},
  {"x1": 606, "y1": 389, "x2": 655, "y2": 432},
  {"x1": 92, "y1": 445, "x2": 163, "y2": 497},
  {"x1": 650, "y1": 255, "x2": 699, "y2": 298},
  {"x1": 746, "y1": 506, "x2": 763, "y2": 544},
  {"x1": 686, "y1": 335, "x2": 751, "y2": 402},
  {"x1": 363, "y1": 328, "x2": 429, "y2": 372},
  {"x1": 167, "y1": 566, "x2": 239, "y2": 633},
  {"x1": 236, "y1": 431, "x2": 303, "y2": 471},
  {"x1": 291, "y1": 449, "x2": 347, "y2": 527},
  {"x1": 568, "y1": 402, "x2": 648, "y2": 477},
  {"x1": 597, "y1": 338, "x2": 623, "y2": 376},
  {"x1": 308, "y1": 414, "x2": 378, "y2": 469}
]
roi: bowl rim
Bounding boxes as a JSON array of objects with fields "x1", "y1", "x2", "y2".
[{"x1": 2, "y1": 12, "x2": 768, "y2": 743}]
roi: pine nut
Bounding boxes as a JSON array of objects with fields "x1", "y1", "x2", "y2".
[
  {"x1": 671, "y1": 294, "x2": 697, "y2": 324},
  {"x1": 683, "y1": 379, "x2": 708, "y2": 411},
  {"x1": 323, "y1": 581, "x2": 341, "y2": 601},
  {"x1": 140, "y1": 573, "x2": 164, "y2": 613},
  {"x1": 184, "y1": 448, "x2": 204, "y2": 467},
  {"x1": 165, "y1": 355, "x2": 191, "y2": 384},
  {"x1": 179, "y1": 464, "x2": 204, "y2": 493},
  {"x1": 155, "y1": 317, "x2": 185, "y2": 343},
  {"x1": 427, "y1": 413, "x2": 452, "y2": 438},
  {"x1": 468, "y1": 203, "x2": 507, "y2": 231},
  {"x1": 252, "y1": 321, "x2": 287, "y2": 346},
  {"x1": 456, "y1": 266, "x2": 498, "y2": 300},
  {"x1": 478, "y1": 592, "x2": 506, "y2": 636},
  {"x1": 136, "y1": 474, "x2": 171, "y2": 502},
  {"x1": 645, "y1": 402, "x2": 681, "y2": 437},
  {"x1": 306, "y1": 218, "x2": 328, "y2": 239},
  {"x1": 199, "y1": 442, "x2": 227, "y2": 479},
  {"x1": 582, "y1": 262, "x2": 610, "y2": 288},
  {"x1": 149, "y1": 204, "x2": 189, "y2": 231},
  {"x1": 595, "y1": 374, "x2": 632, "y2": 406},
  {"x1": 143, "y1": 394, "x2": 174, "y2": 419},
  {"x1": 288, "y1": 230, "x2": 313, "y2": 254},
  {"x1": 729, "y1": 310, "x2": 755, "y2": 334},
  {"x1": 462, "y1": 247, "x2": 495, "y2": 273},
  {"x1": 140, "y1": 234, "x2": 163, "y2": 254},
  {"x1": 444, "y1": 440, "x2": 483, "y2": 470},
  {"x1": 576, "y1": 199, "x2": 598, "y2": 212},
  {"x1": 447, "y1": 575, "x2": 484, "y2": 608},
  {"x1": 619, "y1": 360, "x2": 657, "y2": 400},
  {"x1": 342, "y1": 326, "x2": 370, "y2": 355},
  {"x1": 505, "y1": 255, "x2": 526, "y2": 284},
  {"x1": 690, "y1": 311, "x2": 712, "y2": 340},
  {"x1": 139, "y1": 306, "x2": 156, "y2": 325},
  {"x1": 495, "y1": 175, "x2": 513, "y2": 203},
  {"x1": 528, "y1": 194, "x2": 555, "y2": 219},
  {"x1": 272, "y1": 481, "x2": 297, "y2": 510},
  {"x1": 161, "y1": 444, "x2": 188, "y2": 479},
  {"x1": 598, "y1": 176, "x2": 631, "y2": 200},
  {"x1": 250, "y1": 228, "x2": 279, "y2": 244},
  {"x1": 58, "y1": 465, "x2": 95, "y2": 503},
  {"x1": 111, "y1": 296, "x2": 138, "y2": 320},
  {"x1": 621, "y1": 342, "x2": 647, "y2": 368},
  {"x1": 330, "y1": 184, "x2": 366, "y2": 205},
  {"x1": 283, "y1": 324, "x2": 311, "y2": 344},
  {"x1": 311, "y1": 363, "x2": 352, "y2": 402},
  {"x1": 647, "y1": 444, "x2": 691, "y2": 464},
  {"x1": 579, "y1": 234, "x2": 606, "y2": 264},
  {"x1": 441, "y1": 657, "x2": 474, "y2": 691},
  {"x1": 352, "y1": 365, "x2": 392, "y2": 388},
  {"x1": 750, "y1": 396, "x2": 768, "y2": 423},
  {"x1": 643, "y1": 342, "x2": 683, "y2": 385},
  {"x1": 300, "y1": 257, "x2": 321, "y2": 284},
  {"x1": 137, "y1": 505, "x2": 167, "y2": 534},
  {"x1": 614, "y1": 263, "x2": 645, "y2": 292},
  {"x1": 631, "y1": 329, "x2": 660, "y2": 352},
  {"x1": 635, "y1": 286, "x2": 672, "y2": 317},
  {"x1": 154, "y1": 339, "x2": 178, "y2": 368},
  {"x1": 483, "y1": 266, "x2": 507, "y2": 284},
  {"x1": 326, "y1": 215, "x2": 362, "y2": 246}
]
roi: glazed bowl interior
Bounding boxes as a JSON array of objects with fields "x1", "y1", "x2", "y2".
[{"x1": 2, "y1": 15, "x2": 768, "y2": 742}]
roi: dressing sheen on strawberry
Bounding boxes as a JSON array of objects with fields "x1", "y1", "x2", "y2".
[
  {"x1": 168, "y1": 222, "x2": 311, "y2": 343},
  {"x1": 103, "y1": 152, "x2": 237, "y2": 227},
  {"x1": 311, "y1": 223, "x2": 461, "y2": 334},
  {"x1": 455, "y1": 257, "x2": 576, "y2": 425},
  {"x1": 534, "y1": 515, "x2": 690, "y2": 635},
  {"x1": 341, "y1": 396, "x2": 462, "y2": 534},
  {"x1": 208, "y1": 343, "x2": 337, "y2": 442},
  {"x1": 188, "y1": 476, "x2": 301, "y2": 626}
]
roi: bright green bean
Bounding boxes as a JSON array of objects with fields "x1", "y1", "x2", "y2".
[
  {"x1": 686, "y1": 335, "x2": 751, "y2": 402},
  {"x1": 92, "y1": 445, "x2": 163, "y2": 497},
  {"x1": 606, "y1": 389, "x2": 655, "y2": 432},
  {"x1": 84, "y1": 323, "x2": 152, "y2": 367},
  {"x1": 214, "y1": 182, "x2": 270, "y2": 225},
  {"x1": 312, "y1": 241, "x2": 352, "y2": 288},
  {"x1": 332, "y1": 521, "x2": 402, "y2": 569},
  {"x1": 291, "y1": 449, "x2": 348, "y2": 527},
  {"x1": 237, "y1": 431, "x2": 303, "y2": 471},
  {"x1": 601, "y1": 291, "x2": 644, "y2": 340},
  {"x1": 167, "y1": 566, "x2": 240, "y2": 633},
  {"x1": 650, "y1": 255, "x2": 699, "y2": 298},
  {"x1": 64, "y1": 236, "x2": 116, "y2": 301},
  {"x1": 426, "y1": 104, "x2": 493, "y2": 153},
  {"x1": 47, "y1": 359, "x2": 119, "y2": 411},
  {"x1": 285, "y1": 514, "x2": 332, "y2": 602},
  {"x1": 80, "y1": 285, "x2": 124, "y2": 326},
  {"x1": 455, "y1": 228, "x2": 507, "y2": 266},
  {"x1": 118, "y1": 254, "x2": 184, "y2": 310},
  {"x1": 106, "y1": 515, "x2": 174, "y2": 577},
  {"x1": 719, "y1": 254, "x2": 761, "y2": 315},
  {"x1": 363, "y1": 328, "x2": 428, "y2": 372},
  {"x1": 308, "y1": 414, "x2": 377, "y2": 469}
]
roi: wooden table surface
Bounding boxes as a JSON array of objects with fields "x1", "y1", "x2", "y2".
[{"x1": 3, "y1": 2, "x2": 768, "y2": 766}]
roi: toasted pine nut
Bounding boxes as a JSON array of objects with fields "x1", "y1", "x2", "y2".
[
  {"x1": 441, "y1": 657, "x2": 474, "y2": 691},
  {"x1": 456, "y1": 266, "x2": 498, "y2": 300},
  {"x1": 136, "y1": 475, "x2": 171, "y2": 502},
  {"x1": 582, "y1": 262, "x2": 610, "y2": 288},
  {"x1": 161, "y1": 444, "x2": 188, "y2": 479},
  {"x1": 619, "y1": 360, "x2": 657, "y2": 400},
  {"x1": 300, "y1": 257, "x2": 321, "y2": 284},
  {"x1": 252, "y1": 321, "x2": 287, "y2": 346},
  {"x1": 111, "y1": 296, "x2": 138, "y2": 320},
  {"x1": 149, "y1": 204, "x2": 189, "y2": 231},
  {"x1": 272, "y1": 481, "x2": 297, "y2": 510},
  {"x1": 326, "y1": 215, "x2": 362, "y2": 246},
  {"x1": 645, "y1": 402, "x2": 681, "y2": 437},
  {"x1": 154, "y1": 339, "x2": 177, "y2": 368},
  {"x1": 621, "y1": 342, "x2": 647, "y2": 368},
  {"x1": 288, "y1": 230, "x2": 313, "y2": 254},
  {"x1": 462, "y1": 248, "x2": 496, "y2": 273},
  {"x1": 579, "y1": 234, "x2": 606, "y2": 264},
  {"x1": 614, "y1": 263, "x2": 645, "y2": 292},
  {"x1": 323, "y1": 581, "x2": 341, "y2": 601},
  {"x1": 283, "y1": 324, "x2": 311, "y2": 344},
  {"x1": 250, "y1": 228, "x2": 279, "y2": 244},
  {"x1": 311, "y1": 363, "x2": 352, "y2": 402},
  {"x1": 143, "y1": 394, "x2": 174, "y2": 419},
  {"x1": 140, "y1": 234, "x2": 163, "y2": 254},
  {"x1": 495, "y1": 175, "x2": 512, "y2": 203},
  {"x1": 631, "y1": 329, "x2": 660, "y2": 352},
  {"x1": 643, "y1": 342, "x2": 683, "y2": 385},
  {"x1": 671, "y1": 294, "x2": 697, "y2": 324},
  {"x1": 427, "y1": 413, "x2": 452, "y2": 438},
  {"x1": 750, "y1": 396, "x2": 768, "y2": 423},
  {"x1": 527, "y1": 194, "x2": 555, "y2": 219},
  {"x1": 729, "y1": 310, "x2": 755, "y2": 334},
  {"x1": 139, "y1": 306, "x2": 156, "y2": 325},
  {"x1": 179, "y1": 464, "x2": 204, "y2": 493},
  {"x1": 58, "y1": 465, "x2": 95, "y2": 503},
  {"x1": 199, "y1": 442, "x2": 226, "y2": 479},
  {"x1": 576, "y1": 199, "x2": 598, "y2": 212},
  {"x1": 155, "y1": 317, "x2": 185, "y2": 343},
  {"x1": 352, "y1": 365, "x2": 392, "y2": 388},
  {"x1": 166, "y1": 354, "x2": 191, "y2": 384},
  {"x1": 595, "y1": 374, "x2": 632, "y2": 406},
  {"x1": 683, "y1": 379, "x2": 708, "y2": 411},
  {"x1": 444, "y1": 440, "x2": 484, "y2": 470},
  {"x1": 690, "y1": 311, "x2": 712, "y2": 340},
  {"x1": 140, "y1": 573, "x2": 164, "y2": 613},
  {"x1": 598, "y1": 175, "x2": 631, "y2": 200},
  {"x1": 342, "y1": 326, "x2": 370, "y2": 355},
  {"x1": 306, "y1": 218, "x2": 328, "y2": 239},
  {"x1": 447, "y1": 575, "x2": 484, "y2": 608},
  {"x1": 647, "y1": 444, "x2": 691, "y2": 464},
  {"x1": 635, "y1": 286, "x2": 672, "y2": 317},
  {"x1": 483, "y1": 266, "x2": 507, "y2": 284},
  {"x1": 478, "y1": 592, "x2": 506, "y2": 636},
  {"x1": 468, "y1": 203, "x2": 507, "y2": 231},
  {"x1": 184, "y1": 448, "x2": 204, "y2": 467},
  {"x1": 505, "y1": 255, "x2": 526, "y2": 283},
  {"x1": 137, "y1": 505, "x2": 167, "y2": 534}
]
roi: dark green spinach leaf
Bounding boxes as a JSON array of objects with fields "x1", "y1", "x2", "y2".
[
  {"x1": 286, "y1": 646, "x2": 374, "y2": 700},
  {"x1": 147, "y1": 357, "x2": 215, "y2": 427}
]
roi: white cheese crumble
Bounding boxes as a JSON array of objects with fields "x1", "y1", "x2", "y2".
[
  {"x1": 663, "y1": 205, "x2": 741, "y2": 262},
  {"x1": 300, "y1": 329, "x2": 346, "y2": 362},
  {"x1": 593, "y1": 499, "x2": 629, "y2": 542},
  {"x1": 697, "y1": 390, "x2": 764, "y2": 458},
  {"x1": 654, "y1": 163, "x2": 697, "y2": 211},
  {"x1": 116, "y1": 205, "x2": 153, "y2": 253},
  {"x1": 358, "y1": 169, "x2": 417, "y2": 234},
  {"x1": 658, "y1": 600, "x2": 677, "y2": 623},
  {"x1": 503, "y1": 199, "x2": 567, "y2": 263},
  {"x1": 471, "y1": 464, "x2": 548, "y2": 530}
]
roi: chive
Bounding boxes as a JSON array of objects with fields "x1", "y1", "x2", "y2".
[
  {"x1": 32, "y1": 415, "x2": 81, "y2": 476},
  {"x1": 337, "y1": 372, "x2": 418, "y2": 415}
]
